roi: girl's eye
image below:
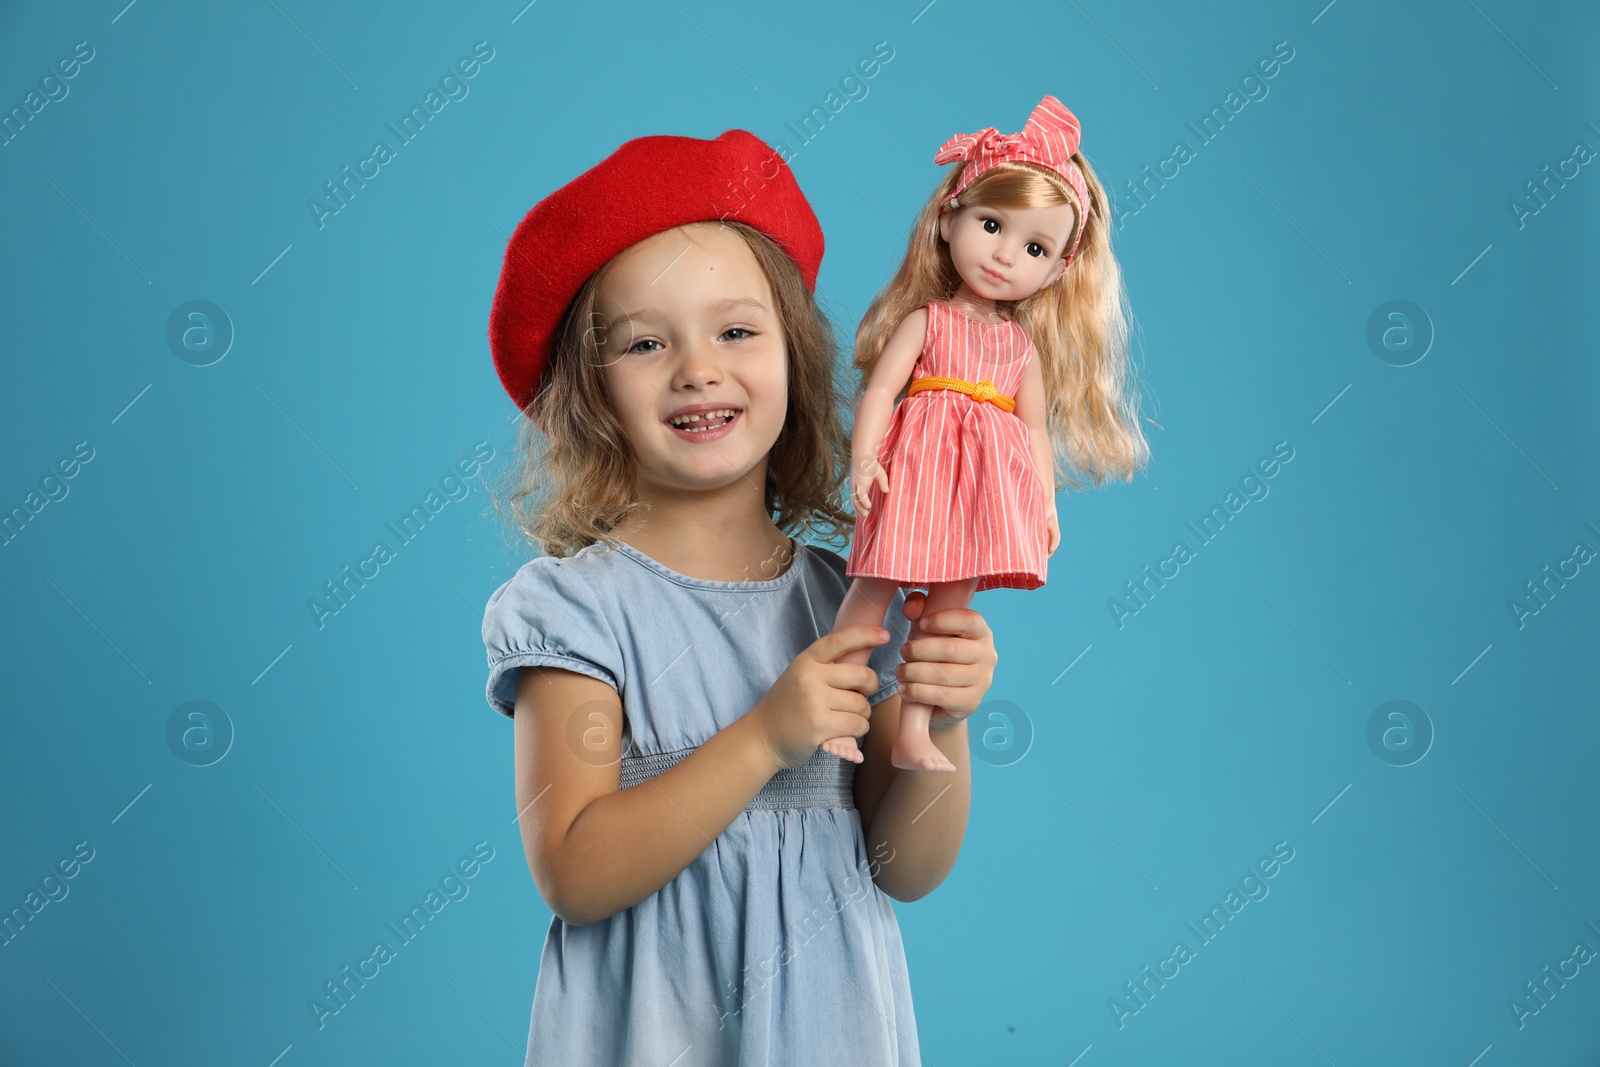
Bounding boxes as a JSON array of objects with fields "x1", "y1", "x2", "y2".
[
  {"x1": 721, "y1": 327, "x2": 755, "y2": 342},
  {"x1": 981, "y1": 217, "x2": 1000, "y2": 234},
  {"x1": 1026, "y1": 242, "x2": 1048, "y2": 258},
  {"x1": 626, "y1": 338, "x2": 663, "y2": 354}
]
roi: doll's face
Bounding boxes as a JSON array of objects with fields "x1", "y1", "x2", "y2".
[
  {"x1": 592, "y1": 222, "x2": 787, "y2": 500},
  {"x1": 938, "y1": 201, "x2": 1078, "y2": 302}
]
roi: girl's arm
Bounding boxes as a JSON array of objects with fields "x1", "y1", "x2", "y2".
[
  {"x1": 851, "y1": 309, "x2": 929, "y2": 467},
  {"x1": 855, "y1": 599, "x2": 995, "y2": 901},
  {"x1": 856, "y1": 692, "x2": 972, "y2": 902},
  {"x1": 512, "y1": 665, "x2": 782, "y2": 926}
]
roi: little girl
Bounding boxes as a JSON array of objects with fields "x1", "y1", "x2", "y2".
[
  {"x1": 828, "y1": 95, "x2": 1151, "y2": 773},
  {"x1": 479, "y1": 128, "x2": 998, "y2": 1064}
]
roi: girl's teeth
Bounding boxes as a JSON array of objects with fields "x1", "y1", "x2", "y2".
[{"x1": 671, "y1": 411, "x2": 735, "y2": 430}]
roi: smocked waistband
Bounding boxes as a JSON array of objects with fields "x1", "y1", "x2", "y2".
[{"x1": 619, "y1": 745, "x2": 855, "y2": 812}]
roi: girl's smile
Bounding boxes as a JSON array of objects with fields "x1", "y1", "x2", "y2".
[{"x1": 663, "y1": 404, "x2": 743, "y2": 442}]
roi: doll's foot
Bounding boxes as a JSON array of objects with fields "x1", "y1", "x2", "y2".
[
  {"x1": 890, "y1": 738, "x2": 956, "y2": 773},
  {"x1": 821, "y1": 736, "x2": 863, "y2": 763}
]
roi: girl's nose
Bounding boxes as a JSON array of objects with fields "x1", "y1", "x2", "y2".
[{"x1": 671, "y1": 339, "x2": 724, "y2": 389}]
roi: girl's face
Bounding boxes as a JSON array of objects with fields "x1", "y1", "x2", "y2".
[
  {"x1": 592, "y1": 222, "x2": 788, "y2": 500},
  {"x1": 938, "y1": 201, "x2": 1078, "y2": 302}
]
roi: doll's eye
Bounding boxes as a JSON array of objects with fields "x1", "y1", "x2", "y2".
[
  {"x1": 981, "y1": 217, "x2": 1000, "y2": 234},
  {"x1": 1025, "y1": 242, "x2": 1048, "y2": 258}
]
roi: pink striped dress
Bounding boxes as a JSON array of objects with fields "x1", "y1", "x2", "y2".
[{"x1": 847, "y1": 300, "x2": 1050, "y2": 592}]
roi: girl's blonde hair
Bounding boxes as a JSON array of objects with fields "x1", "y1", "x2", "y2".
[
  {"x1": 853, "y1": 158, "x2": 1151, "y2": 492},
  {"x1": 492, "y1": 220, "x2": 857, "y2": 559}
]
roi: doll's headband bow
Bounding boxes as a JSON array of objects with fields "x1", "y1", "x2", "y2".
[{"x1": 934, "y1": 95, "x2": 1091, "y2": 267}]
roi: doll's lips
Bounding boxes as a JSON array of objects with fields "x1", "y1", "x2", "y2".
[{"x1": 981, "y1": 267, "x2": 1007, "y2": 284}]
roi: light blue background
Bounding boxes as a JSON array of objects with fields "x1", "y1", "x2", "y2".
[{"x1": 3, "y1": 0, "x2": 1598, "y2": 1064}]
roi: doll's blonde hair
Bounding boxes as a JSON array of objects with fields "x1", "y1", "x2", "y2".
[
  {"x1": 493, "y1": 220, "x2": 858, "y2": 559},
  {"x1": 853, "y1": 158, "x2": 1151, "y2": 491}
]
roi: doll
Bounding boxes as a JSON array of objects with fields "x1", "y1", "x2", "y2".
[{"x1": 825, "y1": 95, "x2": 1151, "y2": 772}]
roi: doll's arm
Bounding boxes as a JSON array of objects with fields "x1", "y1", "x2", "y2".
[
  {"x1": 1012, "y1": 348, "x2": 1053, "y2": 497},
  {"x1": 1013, "y1": 349, "x2": 1060, "y2": 552},
  {"x1": 851, "y1": 308, "x2": 929, "y2": 464}
]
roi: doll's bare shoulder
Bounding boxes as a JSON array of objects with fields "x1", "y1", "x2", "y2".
[{"x1": 888, "y1": 306, "x2": 930, "y2": 347}]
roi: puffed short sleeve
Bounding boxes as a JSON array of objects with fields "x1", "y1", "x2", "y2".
[{"x1": 481, "y1": 558, "x2": 624, "y2": 718}]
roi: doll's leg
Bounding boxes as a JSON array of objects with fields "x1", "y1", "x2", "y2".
[
  {"x1": 890, "y1": 577, "x2": 978, "y2": 773},
  {"x1": 821, "y1": 577, "x2": 902, "y2": 763}
]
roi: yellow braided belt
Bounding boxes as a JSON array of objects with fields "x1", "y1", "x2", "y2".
[{"x1": 906, "y1": 375, "x2": 1017, "y2": 414}]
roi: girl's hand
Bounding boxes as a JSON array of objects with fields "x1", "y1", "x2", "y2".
[
  {"x1": 895, "y1": 592, "x2": 998, "y2": 728},
  {"x1": 749, "y1": 624, "x2": 893, "y2": 770},
  {"x1": 1045, "y1": 505, "x2": 1060, "y2": 555},
  {"x1": 852, "y1": 453, "x2": 889, "y2": 515}
]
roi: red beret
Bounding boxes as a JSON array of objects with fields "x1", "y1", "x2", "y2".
[{"x1": 488, "y1": 129, "x2": 825, "y2": 411}]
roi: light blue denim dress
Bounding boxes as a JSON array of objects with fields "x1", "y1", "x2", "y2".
[{"x1": 482, "y1": 535, "x2": 921, "y2": 1066}]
